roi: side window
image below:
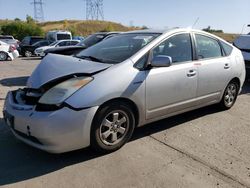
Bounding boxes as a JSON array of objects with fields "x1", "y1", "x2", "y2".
[
  {"x1": 57, "y1": 41, "x2": 67, "y2": 46},
  {"x1": 71, "y1": 41, "x2": 79, "y2": 45},
  {"x1": 195, "y1": 34, "x2": 222, "y2": 59},
  {"x1": 22, "y1": 37, "x2": 30, "y2": 45},
  {"x1": 152, "y1": 33, "x2": 192, "y2": 63},
  {"x1": 221, "y1": 41, "x2": 233, "y2": 56},
  {"x1": 65, "y1": 41, "x2": 71, "y2": 46},
  {"x1": 135, "y1": 53, "x2": 149, "y2": 70}
]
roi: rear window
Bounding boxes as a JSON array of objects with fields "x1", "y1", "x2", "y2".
[
  {"x1": 57, "y1": 34, "x2": 71, "y2": 40},
  {"x1": 0, "y1": 36, "x2": 13, "y2": 39},
  {"x1": 221, "y1": 42, "x2": 233, "y2": 56}
]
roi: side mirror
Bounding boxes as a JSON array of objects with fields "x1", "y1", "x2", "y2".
[{"x1": 151, "y1": 55, "x2": 172, "y2": 67}]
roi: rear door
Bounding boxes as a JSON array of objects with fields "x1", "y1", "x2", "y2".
[
  {"x1": 145, "y1": 33, "x2": 198, "y2": 119},
  {"x1": 194, "y1": 33, "x2": 232, "y2": 103}
]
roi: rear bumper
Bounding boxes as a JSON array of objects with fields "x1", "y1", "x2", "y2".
[
  {"x1": 7, "y1": 50, "x2": 19, "y2": 60},
  {"x1": 3, "y1": 91, "x2": 98, "y2": 153}
]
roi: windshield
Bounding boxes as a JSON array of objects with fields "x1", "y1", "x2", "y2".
[
  {"x1": 81, "y1": 34, "x2": 106, "y2": 47},
  {"x1": 76, "y1": 33, "x2": 160, "y2": 64}
]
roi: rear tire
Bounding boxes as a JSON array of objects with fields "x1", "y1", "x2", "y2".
[
  {"x1": 0, "y1": 52, "x2": 8, "y2": 61},
  {"x1": 91, "y1": 102, "x2": 135, "y2": 153},
  {"x1": 24, "y1": 50, "x2": 32, "y2": 57},
  {"x1": 219, "y1": 81, "x2": 239, "y2": 110}
]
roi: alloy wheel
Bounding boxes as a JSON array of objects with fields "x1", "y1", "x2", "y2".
[
  {"x1": 224, "y1": 83, "x2": 237, "y2": 107},
  {"x1": 25, "y1": 51, "x2": 32, "y2": 57},
  {"x1": 99, "y1": 110, "x2": 129, "y2": 146}
]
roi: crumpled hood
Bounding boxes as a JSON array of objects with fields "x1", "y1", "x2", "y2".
[{"x1": 27, "y1": 54, "x2": 112, "y2": 88}]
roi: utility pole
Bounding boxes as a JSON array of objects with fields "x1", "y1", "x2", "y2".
[
  {"x1": 85, "y1": 0, "x2": 104, "y2": 20},
  {"x1": 31, "y1": 0, "x2": 45, "y2": 22}
]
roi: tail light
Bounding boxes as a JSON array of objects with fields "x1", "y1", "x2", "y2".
[{"x1": 9, "y1": 45, "x2": 16, "y2": 52}]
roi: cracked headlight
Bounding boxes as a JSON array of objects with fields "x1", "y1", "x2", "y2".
[{"x1": 39, "y1": 76, "x2": 93, "y2": 105}]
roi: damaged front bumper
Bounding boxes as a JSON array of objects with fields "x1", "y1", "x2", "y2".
[{"x1": 3, "y1": 90, "x2": 98, "y2": 153}]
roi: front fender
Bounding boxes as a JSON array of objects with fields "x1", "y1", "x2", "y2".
[{"x1": 65, "y1": 60, "x2": 146, "y2": 121}]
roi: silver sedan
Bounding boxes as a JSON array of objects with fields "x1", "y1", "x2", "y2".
[{"x1": 3, "y1": 29, "x2": 246, "y2": 153}]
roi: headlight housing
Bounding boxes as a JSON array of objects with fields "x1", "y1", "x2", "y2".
[{"x1": 39, "y1": 76, "x2": 93, "y2": 105}]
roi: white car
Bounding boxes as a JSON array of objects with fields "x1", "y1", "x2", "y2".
[
  {"x1": 0, "y1": 35, "x2": 19, "y2": 48},
  {"x1": 0, "y1": 41, "x2": 19, "y2": 61},
  {"x1": 34, "y1": 40, "x2": 80, "y2": 57}
]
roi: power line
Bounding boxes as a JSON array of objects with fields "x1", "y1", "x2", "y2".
[
  {"x1": 31, "y1": 0, "x2": 45, "y2": 22},
  {"x1": 85, "y1": 0, "x2": 104, "y2": 20}
]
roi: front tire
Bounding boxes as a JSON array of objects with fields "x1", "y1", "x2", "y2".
[
  {"x1": 220, "y1": 81, "x2": 239, "y2": 110},
  {"x1": 91, "y1": 102, "x2": 135, "y2": 153}
]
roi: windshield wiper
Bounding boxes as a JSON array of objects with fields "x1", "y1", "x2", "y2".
[{"x1": 77, "y1": 55, "x2": 105, "y2": 63}]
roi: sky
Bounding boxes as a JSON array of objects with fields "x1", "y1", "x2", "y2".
[{"x1": 0, "y1": 0, "x2": 249, "y2": 34}]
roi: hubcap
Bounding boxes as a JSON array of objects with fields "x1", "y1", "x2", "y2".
[
  {"x1": 25, "y1": 51, "x2": 32, "y2": 57},
  {"x1": 99, "y1": 110, "x2": 129, "y2": 146},
  {"x1": 0, "y1": 52, "x2": 7, "y2": 61},
  {"x1": 224, "y1": 83, "x2": 237, "y2": 107}
]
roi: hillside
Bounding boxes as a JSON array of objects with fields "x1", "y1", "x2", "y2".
[
  {"x1": 0, "y1": 19, "x2": 239, "y2": 42},
  {"x1": 38, "y1": 20, "x2": 139, "y2": 36},
  {"x1": 210, "y1": 32, "x2": 239, "y2": 43}
]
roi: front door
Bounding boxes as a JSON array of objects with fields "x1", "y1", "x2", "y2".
[{"x1": 145, "y1": 33, "x2": 198, "y2": 120}]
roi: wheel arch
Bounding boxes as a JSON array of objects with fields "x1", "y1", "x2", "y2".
[
  {"x1": 230, "y1": 77, "x2": 241, "y2": 91},
  {"x1": 95, "y1": 97, "x2": 140, "y2": 127}
]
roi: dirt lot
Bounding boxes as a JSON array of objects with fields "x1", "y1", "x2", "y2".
[{"x1": 0, "y1": 57, "x2": 250, "y2": 188}]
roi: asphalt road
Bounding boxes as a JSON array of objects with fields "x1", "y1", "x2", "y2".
[{"x1": 0, "y1": 57, "x2": 250, "y2": 188}]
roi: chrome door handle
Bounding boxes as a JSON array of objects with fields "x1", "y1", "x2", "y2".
[
  {"x1": 187, "y1": 70, "x2": 196, "y2": 77},
  {"x1": 224, "y1": 64, "x2": 230, "y2": 69}
]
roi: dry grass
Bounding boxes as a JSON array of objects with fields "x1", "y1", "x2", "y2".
[
  {"x1": 38, "y1": 20, "x2": 139, "y2": 36},
  {"x1": 211, "y1": 32, "x2": 239, "y2": 43},
  {"x1": 1, "y1": 19, "x2": 239, "y2": 42},
  {"x1": 38, "y1": 21, "x2": 240, "y2": 42}
]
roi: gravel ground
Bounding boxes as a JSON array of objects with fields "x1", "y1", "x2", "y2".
[{"x1": 0, "y1": 57, "x2": 250, "y2": 188}]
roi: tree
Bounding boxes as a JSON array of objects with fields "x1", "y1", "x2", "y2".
[
  {"x1": 1, "y1": 21, "x2": 44, "y2": 40},
  {"x1": 26, "y1": 15, "x2": 35, "y2": 24},
  {"x1": 202, "y1": 26, "x2": 223, "y2": 33},
  {"x1": 14, "y1": 18, "x2": 21, "y2": 22}
]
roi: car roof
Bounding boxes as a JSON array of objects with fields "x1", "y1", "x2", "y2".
[
  {"x1": 0, "y1": 35, "x2": 14, "y2": 37},
  {"x1": 94, "y1": 32, "x2": 122, "y2": 35},
  {"x1": 56, "y1": 39, "x2": 80, "y2": 42}
]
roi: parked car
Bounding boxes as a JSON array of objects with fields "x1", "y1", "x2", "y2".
[
  {"x1": 20, "y1": 36, "x2": 44, "y2": 46},
  {"x1": 3, "y1": 29, "x2": 245, "y2": 154},
  {"x1": 18, "y1": 36, "x2": 44, "y2": 54},
  {"x1": 73, "y1": 36, "x2": 85, "y2": 41},
  {"x1": 44, "y1": 32, "x2": 120, "y2": 57},
  {"x1": 0, "y1": 35, "x2": 19, "y2": 47},
  {"x1": 19, "y1": 40, "x2": 51, "y2": 57},
  {"x1": 34, "y1": 40, "x2": 80, "y2": 57},
  {"x1": 0, "y1": 41, "x2": 19, "y2": 61},
  {"x1": 233, "y1": 35, "x2": 250, "y2": 77},
  {"x1": 46, "y1": 30, "x2": 72, "y2": 42}
]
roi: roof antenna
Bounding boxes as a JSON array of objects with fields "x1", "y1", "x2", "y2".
[{"x1": 192, "y1": 17, "x2": 200, "y2": 29}]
